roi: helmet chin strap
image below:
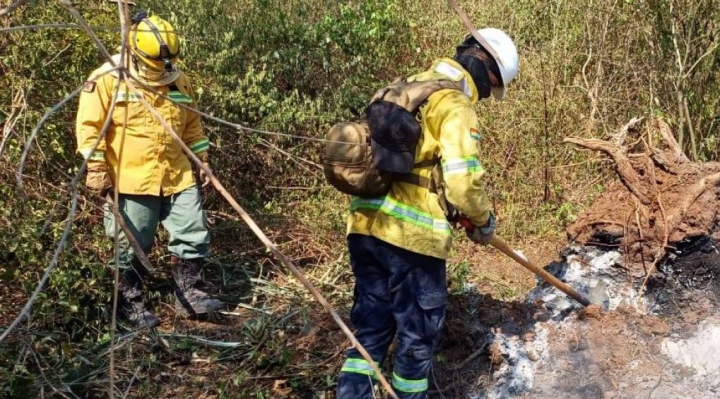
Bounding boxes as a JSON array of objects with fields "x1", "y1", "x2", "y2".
[{"x1": 453, "y1": 54, "x2": 492, "y2": 99}]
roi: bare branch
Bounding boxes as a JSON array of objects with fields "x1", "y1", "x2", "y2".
[
  {"x1": 0, "y1": 128, "x2": 18, "y2": 159},
  {"x1": 0, "y1": 90, "x2": 25, "y2": 159},
  {"x1": 0, "y1": 0, "x2": 30, "y2": 18},
  {"x1": 684, "y1": 42, "x2": 720, "y2": 79},
  {"x1": 0, "y1": 23, "x2": 119, "y2": 33},
  {"x1": 0, "y1": 188, "x2": 81, "y2": 343},
  {"x1": 613, "y1": 116, "x2": 644, "y2": 147},
  {"x1": 122, "y1": 80, "x2": 356, "y2": 145},
  {"x1": 654, "y1": 119, "x2": 690, "y2": 163},
  {"x1": 16, "y1": 68, "x2": 119, "y2": 193},
  {"x1": 108, "y1": 3, "x2": 133, "y2": 396},
  {"x1": 563, "y1": 136, "x2": 650, "y2": 204},
  {"x1": 258, "y1": 138, "x2": 322, "y2": 174},
  {"x1": 2, "y1": 66, "x2": 122, "y2": 346},
  {"x1": 58, "y1": 0, "x2": 115, "y2": 65}
]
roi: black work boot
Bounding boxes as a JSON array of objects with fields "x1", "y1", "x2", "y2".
[
  {"x1": 118, "y1": 269, "x2": 161, "y2": 329},
  {"x1": 170, "y1": 256, "x2": 223, "y2": 316}
]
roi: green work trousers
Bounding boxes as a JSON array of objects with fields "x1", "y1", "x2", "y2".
[{"x1": 103, "y1": 185, "x2": 210, "y2": 269}]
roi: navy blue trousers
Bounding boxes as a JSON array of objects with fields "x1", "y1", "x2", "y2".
[{"x1": 337, "y1": 234, "x2": 447, "y2": 399}]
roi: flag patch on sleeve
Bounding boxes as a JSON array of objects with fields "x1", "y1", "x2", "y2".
[
  {"x1": 83, "y1": 81, "x2": 96, "y2": 93},
  {"x1": 470, "y1": 127, "x2": 481, "y2": 141}
]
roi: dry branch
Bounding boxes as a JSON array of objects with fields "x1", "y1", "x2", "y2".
[
  {"x1": 3, "y1": 0, "x2": 125, "y2": 346},
  {"x1": 613, "y1": 116, "x2": 644, "y2": 147},
  {"x1": 650, "y1": 148, "x2": 679, "y2": 174},
  {"x1": 0, "y1": 90, "x2": 25, "y2": 159},
  {"x1": 654, "y1": 119, "x2": 690, "y2": 164},
  {"x1": 0, "y1": 0, "x2": 29, "y2": 17},
  {"x1": 563, "y1": 136, "x2": 650, "y2": 204}
]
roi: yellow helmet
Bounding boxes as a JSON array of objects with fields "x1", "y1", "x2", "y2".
[{"x1": 130, "y1": 13, "x2": 179, "y2": 71}]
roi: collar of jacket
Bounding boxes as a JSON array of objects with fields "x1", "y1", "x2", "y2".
[
  {"x1": 430, "y1": 57, "x2": 479, "y2": 104},
  {"x1": 98, "y1": 54, "x2": 181, "y2": 87}
]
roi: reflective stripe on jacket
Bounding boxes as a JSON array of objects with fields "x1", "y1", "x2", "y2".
[
  {"x1": 347, "y1": 58, "x2": 492, "y2": 259},
  {"x1": 75, "y1": 59, "x2": 208, "y2": 196}
]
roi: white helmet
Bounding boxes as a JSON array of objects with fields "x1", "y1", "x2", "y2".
[{"x1": 474, "y1": 28, "x2": 519, "y2": 100}]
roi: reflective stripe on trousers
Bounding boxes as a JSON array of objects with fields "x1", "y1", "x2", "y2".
[{"x1": 336, "y1": 234, "x2": 447, "y2": 399}]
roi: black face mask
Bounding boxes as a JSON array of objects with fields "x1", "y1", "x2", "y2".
[{"x1": 453, "y1": 54, "x2": 492, "y2": 99}]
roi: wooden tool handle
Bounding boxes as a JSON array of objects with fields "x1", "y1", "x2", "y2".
[{"x1": 489, "y1": 235, "x2": 592, "y2": 307}]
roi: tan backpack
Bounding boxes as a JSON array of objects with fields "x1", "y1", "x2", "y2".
[{"x1": 323, "y1": 79, "x2": 461, "y2": 198}]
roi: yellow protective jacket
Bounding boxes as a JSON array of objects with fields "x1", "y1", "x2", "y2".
[
  {"x1": 348, "y1": 58, "x2": 492, "y2": 259},
  {"x1": 75, "y1": 60, "x2": 209, "y2": 196}
]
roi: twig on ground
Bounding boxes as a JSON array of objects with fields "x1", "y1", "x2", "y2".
[
  {"x1": 31, "y1": 349, "x2": 76, "y2": 399},
  {"x1": 453, "y1": 341, "x2": 488, "y2": 370},
  {"x1": 646, "y1": 365, "x2": 665, "y2": 399},
  {"x1": 122, "y1": 366, "x2": 143, "y2": 399}
]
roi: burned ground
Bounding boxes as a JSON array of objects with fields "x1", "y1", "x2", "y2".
[{"x1": 431, "y1": 119, "x2": 720, "y2": 398}]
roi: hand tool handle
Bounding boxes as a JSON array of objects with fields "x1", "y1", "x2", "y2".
[{"x1": 489, "y1": 235, "x2": 591, "y2": 306}]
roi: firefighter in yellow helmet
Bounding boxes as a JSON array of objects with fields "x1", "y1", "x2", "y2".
[{"x1": 75, "y1": 12, "x2": 222, "y2": 329}]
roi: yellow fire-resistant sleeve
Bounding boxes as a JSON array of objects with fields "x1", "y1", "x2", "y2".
[
  {"x1": 176, "y1": 74, "x2": 209, "y2": 160},
  {"x1": 439, "y1": 105, "x2": 491, "y2": 227},
  {"x1": 76, "y1": 72, "x2": 112, "y2": 162}
]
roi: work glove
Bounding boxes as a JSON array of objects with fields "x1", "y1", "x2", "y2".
[
  {"x1": 466, "y1": 212, "x2": 496, "y2": 246},
  {"x1": 85, "y1": 161, "x2": 113, "y2": 196},
  {"x1": 195, "y1": 156, "x2": 211, "y2": 188}
]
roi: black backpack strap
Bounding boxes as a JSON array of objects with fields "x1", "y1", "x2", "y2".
[
  {"x1": 394, "y1": 155, "x2": 441, "y2": 192},
  {"x1": 413, "y1": 156, "x2": 440, "y2": 168},
  {"x1": 394, "y1": 173, "x2": 435, "y2": 192}
]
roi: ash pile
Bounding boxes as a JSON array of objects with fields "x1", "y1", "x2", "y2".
[{"x1": 459, "y1": 118, "x2": 720, "y2": 399}]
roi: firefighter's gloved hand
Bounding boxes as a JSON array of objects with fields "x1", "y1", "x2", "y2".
[
  {"x1": 86, "y1": 161, "x2": 113, "y2": 196},
  {"x1": 467, "y1": 213, "x2": 496, "y2": 246}
]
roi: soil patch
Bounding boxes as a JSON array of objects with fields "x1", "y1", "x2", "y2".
[{"x1": 565, "y1": 119, "x2": 720, "y2": 268}]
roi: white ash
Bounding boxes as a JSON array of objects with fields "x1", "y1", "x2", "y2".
[
  {"x1": 662, "y1": 322, "x2": 720, "y2": 381},
  {"x1": 470, "y1": 245, "x2": 648, "y2": 398},
  {"x1": 526, "y1": 246, "x2": 648, "y2": 318},
  {"x1": 469, "y1": 326, "x2": 550, "y2": 399}
]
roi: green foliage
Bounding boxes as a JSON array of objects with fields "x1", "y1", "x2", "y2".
[{"x1": 447, "y1": 260, "x2": 472, "y2": 294}]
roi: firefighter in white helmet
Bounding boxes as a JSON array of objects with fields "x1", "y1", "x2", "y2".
[
  {"x1": 337, "y1": 28, "x2": 519, "y2": 398},
  {"x1": 75, "y1": 12, "x2": 222, "y2": 329}
]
